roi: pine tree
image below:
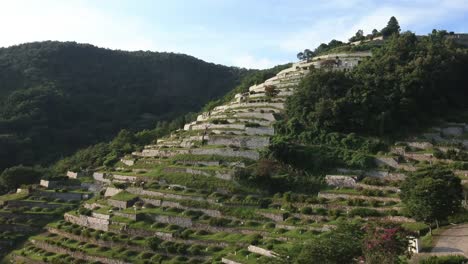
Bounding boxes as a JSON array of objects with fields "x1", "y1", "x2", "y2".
[{"x1": 382, "y1": 16, "x2": 400, "y2": 37}]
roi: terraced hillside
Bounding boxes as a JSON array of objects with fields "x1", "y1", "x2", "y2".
[
  {"x1": 6, "y1": 50, "x2": 468, "y2": 263},
  {"x1": 0, "y1": 174, "x2": 94, "y2": 259}
]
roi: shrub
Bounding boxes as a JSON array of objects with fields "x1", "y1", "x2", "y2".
[
  {"x1": 348, "y1": 208, "x2": 381, "y2": 217},
  {"x1": 208, "y1": 217, "x2": 231, "y2": 227},
  {"x1": 301, "y1": 207, "x2": 313, "y2": 215}
]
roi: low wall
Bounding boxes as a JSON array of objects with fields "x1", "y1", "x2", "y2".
[
  {"x1": 191, "y1": 148, "x2": 259, "y2": 160},
  {"x1": 126, "y1": 187, "x2": 216, "y2": 203},
  {"x1": 5, "y1": 200, "x2": 64, "y2": 209},
  {"x1": 107, "y1": 197, "x2": 137, "y2": 209},
  {"x1": 318, "y1": 192, "x2": 400, "y2": 202},
  {"x1": 104, "y1": 187, "x2": 122, "y2": 197},
  {"x1": 248, "y1": 245, "x2": 279, "y2": 258},
  {"x1": 64, "y1": 213, "x2": 109, "y2": 231},
  {"x1": 33, "y1": 191, "x2": 84, "y2": 201},
  {"x1": 148, "y1": 214, "x2": 193, "y2": 228},
  {"x1": 325, "y1": 175, "x2": 357, "y2": 188}
]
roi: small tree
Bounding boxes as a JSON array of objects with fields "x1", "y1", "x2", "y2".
[
  {"x1": 297, "y1": 52, "x2": 304, "y2": 61},
  {"x1": 349, "y1": 29, "x2": 365, "y2": 42},
  {"x1": 303, "y1": 49, "x2": 314, "y2": 60},
  {"x1": 400, "y1": 167, "x2": 462, "y2": 233}
]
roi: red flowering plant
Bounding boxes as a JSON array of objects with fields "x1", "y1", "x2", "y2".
[{"x1": 362, "y1": 224, "x2": 411, "y2": 264}]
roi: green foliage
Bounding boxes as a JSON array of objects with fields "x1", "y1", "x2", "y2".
[
  {"x1": 0, "y1": 165, "x2": 46, "y2": 191},
  {"x1": 400, "y1": 167, "x2": 462, "y2": 226},
  {"x1": 268, "y1": 136, "x2": 377, "y2": 173},
  {"x1": 348, "y1": 208, "x2": 382, "y2": 217},
  {"x1": 53, "y1": 116, "x2": 192, "y2": 173},
  {"x1": 287, "y1": 31, "x2": 468, "y2": 138},
  {"x1": 235, "y1": 158, "x2": 325, "y2": 194},
  {"x1": 381, "y1": 16, "x2": 401, "y2": 37},
  {"x1": 295, "y1": 221, "x2": 364, "y2": 264},
  {"x1": 0, "y1": 41, "x2": 250, "y2": 173}
]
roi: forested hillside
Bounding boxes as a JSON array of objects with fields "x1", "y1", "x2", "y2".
[{"x1": 0, "y1": 41, "x2": 251, "y2": 173}]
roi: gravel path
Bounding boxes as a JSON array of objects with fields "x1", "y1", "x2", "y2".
[{"x1": 431, "y1": 224, "x2": 468, "y2": 256}]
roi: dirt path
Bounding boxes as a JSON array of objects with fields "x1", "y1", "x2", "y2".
[{"x1": 431, "y1": 224, "x2": 468, "y2": 256}]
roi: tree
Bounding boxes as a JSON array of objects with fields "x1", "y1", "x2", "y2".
[
  {"x1": 381, "y1": 16, "x2": 400, "y2": 37},
  {"x1": 303, "y1": 49, "x2": 314, "y2": 60},
  {"x1": 400, "y1": 167, "x2": 462, "y2": 232},
  {"x1": 371, "y1": 29, "x2": 380, "y2": 37},
  {"x1": 349, "y1": 29, "x2": 365, "y2": 42},
  {"x1": 0, "y1": 165, "x2": 44, "y2": 191},
  {"x1": 297, "y1": 52, "x2": 305, "y2": 61},
  {"x1": 296, "y1": 222, "x2": 363, "y2": 263}
]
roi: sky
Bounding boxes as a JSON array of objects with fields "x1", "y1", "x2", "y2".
[{"x1": 0, "y1": 0, "x2": 467, "y2": 69}]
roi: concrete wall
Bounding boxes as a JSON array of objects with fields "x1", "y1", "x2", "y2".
[
  {"x1": 148, "y1": 214, "x2": 193, "y2": 228},
  {"x1": 67, "y1": 171, "x2": 85, "y2": 179},
  {"x1": 64, "y1": 213, "x2": 109, "y2": 231},
  {"x1": 206, "y1": 135, "x2": 269, "y2": 149},
  {"x1": 126, "y1": 187, "x2": 216, "y2": 203},
  {"x1": 107, "y1": 197, "x2": 137, "y2": 209},
  {"x1": 120, "y1": 158, "x2": 135, "y2": 166},
  {"x1": 93, "y1": 172, "x2": 111, "y2": 183},
  {"x1": 34, "y1": 190, "x2": 84, "y2": 201},
  {"x1": 104, "y1": 187, "x2": 122, "y2": 197},
  {"x1": 191, "y1": 147, "x2": 260, "y2": 160},
  {"x1": 317, "y1": 192, "x2": 400, "y2": 202},
  {"x1": 248, "y1": 245, "x2": 279, "y2": 258},
  {"x1": 325, "y1": 175, "x2": 357, "y2": 188}
]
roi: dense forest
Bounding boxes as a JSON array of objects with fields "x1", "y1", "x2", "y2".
[{"x1": 0, "y1": 41, "x2": 252, "y2": 173}]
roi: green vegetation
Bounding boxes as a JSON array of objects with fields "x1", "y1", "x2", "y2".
[
  {"x1": 0, "y1": 41, "x2": 252, "y2": 175},
  {"x1": 288, "y1": 31, "x2": 468, "y2": 138},
  {"x1": 401, "y1": 167, "x2": 462, "y2": 232},
  {"x1": 0, "y1": 165, "x2": 48, "y2": 192}
]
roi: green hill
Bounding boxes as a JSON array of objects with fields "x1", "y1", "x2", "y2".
[{"x1": 0, "y1": 41, "x2": 251, "y2": 172}]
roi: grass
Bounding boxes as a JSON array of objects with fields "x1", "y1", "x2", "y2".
[
  {"x1": 0, "y1": 191, "x2": 29, "y2": 202},
  {"x1": 110, "y1": 191, "x2": 138, "y2": 201}
]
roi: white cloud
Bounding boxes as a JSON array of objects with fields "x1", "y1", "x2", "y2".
[
  {"x1": 231, "y1": 54, "x2": 282, "y2": 69},
  {"x1": 0, "y1": 0, "x2": 157, "y2": 51},
  {"x1": 279, "y1": 1, "x2": 468, "y2": 54},
  {"x1": 0, "y1": 0, "x2": 466, "y2": 69}
]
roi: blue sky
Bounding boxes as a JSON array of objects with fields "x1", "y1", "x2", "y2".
[{"x1": 1, "y1": 0, "x2": 467, "y2": 69}]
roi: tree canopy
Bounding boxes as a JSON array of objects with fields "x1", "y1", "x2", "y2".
[
  {"x1": 285, "y1": 31, "x2": 468, "y2": 139},
  {"x1": 400, "y1": 167, "x2": 462, "y2": 229}
]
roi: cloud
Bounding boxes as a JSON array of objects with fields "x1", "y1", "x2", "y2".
[
  {"x1": 0, "y1": 0, "x2": 466, "y2": 69},
  {"x1": 0, "y1": 0, "x2": 157, "y2": 51},
  {"x1": 279, "y1": 0, "x2": 468, "y2": 54},
  {"x1": 230, "y1": 54, "x2": 282, "y2": 69}
]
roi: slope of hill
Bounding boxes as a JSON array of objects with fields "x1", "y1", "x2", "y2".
[{"x1": 0, "y1": 41, "x2": 251, "y2": 173}]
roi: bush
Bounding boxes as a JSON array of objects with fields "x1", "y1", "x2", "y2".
[
  {"x1": 301, "y1": 207, "x2": 313, "y2": 215},
  {"x1": 208, "y1": 217, "x2": 231, "y2": 227},
  {"x1": 348, "y1": 208, "x2": 381, "y2": 217}
]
